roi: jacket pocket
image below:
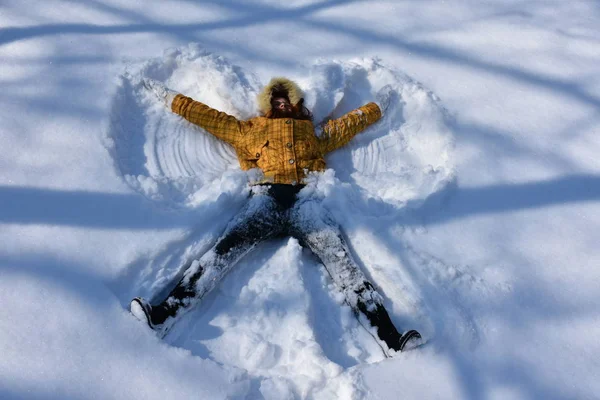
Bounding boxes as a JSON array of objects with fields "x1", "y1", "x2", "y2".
[{"x1": 248, "y1": 139, "x2": 269, "y2": 162}]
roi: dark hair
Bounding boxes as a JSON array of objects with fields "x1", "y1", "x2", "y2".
[
  {"x1": 266, "y1": 98, "x2": 313, "y2": 121},
  {"x1": 294, "y1": 99, "x2": 313, "y2": 121}
]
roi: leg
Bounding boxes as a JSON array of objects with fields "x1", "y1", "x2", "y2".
[
  {"x1": 133, "y1": 191, "x2": 285, "y2": 333},
  {"x1": 290, "y1": 200, "x2": 405, "y2": 352}
]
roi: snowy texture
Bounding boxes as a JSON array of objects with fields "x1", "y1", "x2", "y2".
[{"x1": 1, "y1": 1, "x2": 600, "y2": 399}]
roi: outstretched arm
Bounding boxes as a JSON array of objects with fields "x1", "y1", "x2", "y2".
[
  {"x1": 317, "y1": 85, "x2": 393, "y2": 154},
  {"x1": 143, "y1": 79, "x2": 244, "y2": 146},
  {"x1": 170, "y1": 95, "x2": 245, "y2": 146},
  {"x1": 318, "y1": 102, "x2": 382, "y2": 154}
]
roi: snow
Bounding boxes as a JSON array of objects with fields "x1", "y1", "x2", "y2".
[{"x1": 1, "y1": 1, "x2": 600, "y2": 399}]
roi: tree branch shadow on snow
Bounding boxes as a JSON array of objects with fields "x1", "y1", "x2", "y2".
[
  {"x1": 0, "y1": 169, "x2": 249, "y2": 231},
  {"x1": 0, "y1": 185, "x2": 188, "y2": 229},
  {"x1": 3, "y1": 0, "x2": 599, "y2": 111},
  {"x1": 298, "y1": 19, "x2": 600, "y2": 110},
  {"x1": 108, "y1": 222, "x2": 225, "y2": 306},
  {"x1": 0, "y1": 186, "x2": 185, "y2": 229},
  {"x1": 332, "y1": 203, "x2": 490, "y2": 398},
  {"x1": 0, "y1": 61, "x2": 103, "y2": 121},
  {"x1": 410, "y1": 173, "x2": 600, "y2": 226},
  {"x1": 0, "y1": 253, "x2": 108, "y2": 305},
  {"x1": 351, "y1": 203, "x2": 599, "y2": 400},
  {"x1": 454, "y1": 119, "x2": 584, "y2": 172},
  {"x1": 371, "y1": 234, "x2": 490, "y2": 400},
  {"x1": 316, "y1": 173, "x2": 600, "y2": 229},
  {"x1": 0, "y1": 254, "x2": 118, "y2": 399},
  {"x1": 297, "y1": 248, "x2": 367, "y2": 368},
  {"x1": 0, "y1": 0, "x2": 359, "y2": 70}
]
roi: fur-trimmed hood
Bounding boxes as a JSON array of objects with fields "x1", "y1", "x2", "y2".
[{"x1": 257, "y1": 77, "x2": 304, "y2": 115}]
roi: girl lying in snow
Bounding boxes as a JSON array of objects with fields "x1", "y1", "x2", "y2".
[{"x1": 131, "y1": 77, "x2": 421, "y2": 353}]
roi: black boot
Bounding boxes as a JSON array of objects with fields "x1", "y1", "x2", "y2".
[
  {"x1": 130, "y1": 297, "x2": 174, "y2": 337},
  {"x1": 130, "y1": 297, "x2": 159, "y2": 329},
  {"x1": 399, "y1": 329, "x2": 422, "y2": 352},
  {"x1": 357, "y1": 301, "x2": 422, "y2": 352}
]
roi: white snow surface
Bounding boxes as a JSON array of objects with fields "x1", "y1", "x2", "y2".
[{"x1": 1, "y1": 1, "x2": 600, "y2": 399}]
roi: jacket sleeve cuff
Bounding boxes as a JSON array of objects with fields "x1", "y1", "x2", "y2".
[{"x1": 165, "y1": 90, "x2": 178, "y2": 107}]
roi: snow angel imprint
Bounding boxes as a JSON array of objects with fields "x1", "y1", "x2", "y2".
[{"x1": 130, "y1": 77, "x2": 422, "y2": 354}]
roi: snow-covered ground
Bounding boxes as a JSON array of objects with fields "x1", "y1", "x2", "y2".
[{"x1": 1, "y1": 1, "x2": 599, "y2": 399}]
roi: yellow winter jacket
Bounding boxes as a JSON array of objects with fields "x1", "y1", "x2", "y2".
[{"x1": 171, "y1": 94, "x2": 381, "y2": 185}]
